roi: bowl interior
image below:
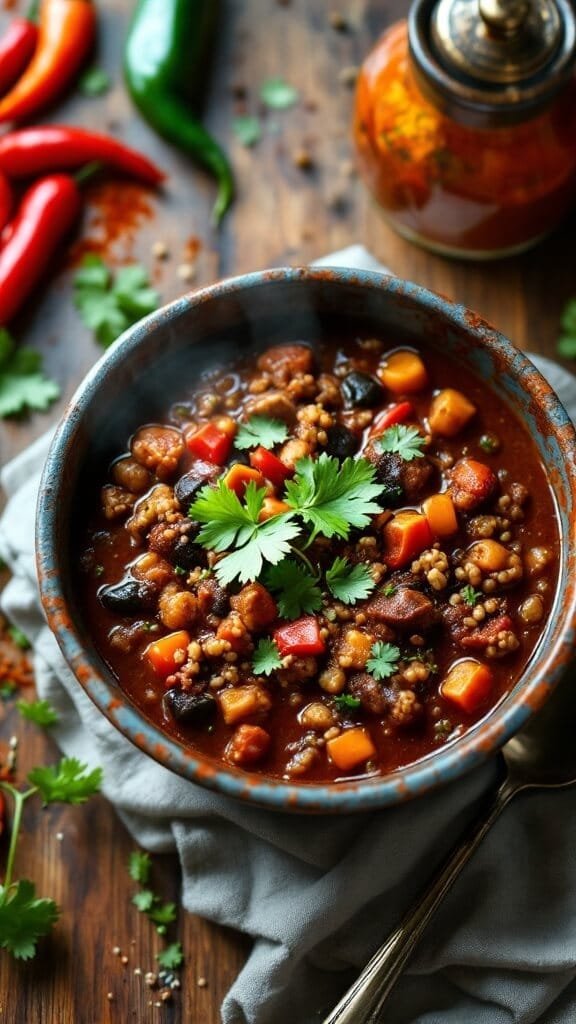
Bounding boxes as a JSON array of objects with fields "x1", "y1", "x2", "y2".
[{"x1": 37, "y1": 269, "x2": 576, "y2": 812}]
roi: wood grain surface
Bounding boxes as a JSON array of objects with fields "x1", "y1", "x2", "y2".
[{"x1": 0, "y1": 0, "x2": 574, "y2": 1021}]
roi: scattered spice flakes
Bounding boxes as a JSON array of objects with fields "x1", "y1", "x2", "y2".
[
  {"x1": 177, "y1": 263, "x2": 197, "y2": 284},
  {"x1": 260, "y1": 77, "x2": 299, "y2": 110},
  {"x1": 197, "y1": 976, "x2": 208, "y2": 988},
  {"x1": 338, "y1": 65, "x2": 359, "y2": 88},
  {"x1": 79, "y1": 66, "x2": 111, "y2": 97},
  {"x1": 329, "y1": 10, "x2": 349, "y2": 30},
  {"x1": 151, "y1": 241, "x2": 170, "y2": 261},
  {"x1": 0, "y1": 617, "x2": 34, "y2": 691},
  {"x1": 293, "y1": 147, "x2": 314, "y2": 170}
]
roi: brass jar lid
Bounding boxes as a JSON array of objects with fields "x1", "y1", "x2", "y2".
[{"x1": 409, "y1": 0, "x2": 576, "y2": 124}]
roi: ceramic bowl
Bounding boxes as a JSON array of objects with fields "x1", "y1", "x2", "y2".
[{"x1": 36, "y1": 267, "x2": 576, "y2": 812}]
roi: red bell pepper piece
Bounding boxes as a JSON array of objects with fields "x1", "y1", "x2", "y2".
[
  {"x1": 0, "y1": 173, "x2": 82, "y2": 325},
  {"x1": 370, "y1": 401, "x2": 414, "y2": 436},
  {"x1": 0, "y1": 174, "x2": 13, "y2": 234},
  {"x1": 223, "y1": 464, "x2": 265, "y2": 498},
  {"x1": 0, "y1": 0, "x2": 96, "y2": 123},
  {"x1": 274, "y1": 616, "x2": 326, "y2": 657},
  {"x1": 249, "y1": 446, "x2": 292, "y2": 488},
  {"x1": 0, "y1": 127, "x2": 165, "y2": 186},
  {"x1": 186, "y1": 423, "x2": 233, "y2": 464},
  {"x1": 382, "y1": 511, "x2": 433, "y2": 569},
  {"x1": 0, "y1": 18, "x2": 38, "y2": 97}
]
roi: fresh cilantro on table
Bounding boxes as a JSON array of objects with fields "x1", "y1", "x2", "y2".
[
  {"x1": 264, "y1": 559, "x2": 323, "y2": 619},
  {"x1": 156, "y1": 941, "x2": 184, "y2": 970},
  {"x1": 252, "y1": 637, "x2": 283, "y2": 676},
  {"x1": 556, "y1": 298, "x2": 576, "y2": 359},
  {"x1": 461, "y1": 585, "x2": 482, "y2": 607},
  {"x1": 285, "y1": 454, "x2": 384, "y2": 542},
  {"x1": 333, "y1": 693, "x2": 361, "y2": 711},
  {"x1": 73, "y1": 255, "x2": 159, "y2": 348},
  {"x1": 128, "y1": 850, "x2": 152, "y2": 885},
  {"x1": 16, "y1": 699, "x2": 59, "y2": 727},
  {"x1": 366, "y1": 642, "x2": 401, "y2": 681},
  {"x1": 8, "y1": 625, "x2": 31, "y2": 650},
  {"x1": 128, "y1": 850, "x2": 182, "y2": 949},
  {"x1": 377, "y1": 424, "x2": 426, "y2": 462},
  {"x1": 0, "y1": 681, "x2": 17, "y2": 700},
  {"x1": 234, "y1": 414, "x2": 288, "y2": 450},
  {"x1": 0, "y1": 329, "x2": 59, "y2": 419},
  {"x1": 325, "y1": 556, "x2": 376, "y2": 605},
  {"x1": 79, "y1": 66, "x2": 111, "y2": 96},
  {"x1": 147, "y1": 901, "x2": 177, "y2": 933},
  {"x1": 260, "y1": 77, "x2": 299, "y2": 109},
  {"x1": 190, "y1": 480, "x2": 300, "y2": 585},
  {"x1": 232, "y1": 115, "x2": 262, "y2": 147},
  {"x1": 132, "y1": 889, "x2": 155, "y2": 912},
  {"x1": 0, "y1": 758, "x2": 102, "y2": 958}
]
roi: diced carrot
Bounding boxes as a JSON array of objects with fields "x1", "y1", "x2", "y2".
[
  {"x1": 468, "y1": 539, "x2": 510, "y2": 572},
  {"x1": 145, "y1": 630, "x2": 191, "y2": 676},
  {"x1": 378, "y1": 350, "x2": 428, "y2": 393},
  {"x1": 422, "y1": 492, "x2": 458, "y2": 538},
  {"x1": 226, "y1": 724, "x2": 271, "y2": 766},
  {"x1": 327, "y1": 727, "x2": 376, "y2": 771},
  {"x1": 441, "y1": 660, "x2": 493, "y2": 713},
  {"x1": 223, "y1": 464, "x2": 266, "y2": 498},
  {"x1": 219, "y1": 685, "x2": 272, "y2": 725},
  {"x1": 428, "y1": 389, "x2": 476, "y2": 437},
  {"x1": 258, "y1": 497, "x2": 291, "y2": 522},
  {"x1": 382, "y1": 511, "x2": 433, "y2": 569}
]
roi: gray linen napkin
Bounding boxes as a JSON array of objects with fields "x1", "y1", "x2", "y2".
[{"x1": 2, "y1": 246, "x2": 576, "y2": 1024}]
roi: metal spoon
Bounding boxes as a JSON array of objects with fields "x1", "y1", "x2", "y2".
[{"x1": 323, "y1": 669, "x2": 576, "y2": 1024}]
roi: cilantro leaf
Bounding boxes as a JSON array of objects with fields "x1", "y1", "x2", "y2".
[
  {"x1": 381, "y1": 584, "x2": 397, "y2": 598},
  {"x1": 366, "y1": 641, "x2": 401, "y2": 681},
  {"x1": 28, "y1": 757, "x2": 103, "y2": 805},
  {"x1": 232, "y1": 115, "x2": 262, "y2": 147},
  {"x1": 260, "y1": 77, "x2": 299, "y2": 109},
  {"x1": 156, "y1": 941, "x2": 184, "y2": 970},
  {"x1": 235, "y1": 414, "x2": 288, "y2": 450},
  {"x1": 333, "y1": 693, "x2": 361, "y2": 711},
  {"x1": 0, "y1": 881, "x2": 59, "y2": 959},
  {"x1": 215, "y1": 514, "x2": 300, "y2": 585},
  {"x1": 132, "y1": 890, "x2": 155, "y2": 912},
  {"x1": 8, "y1": 625, "x2": 30, "y2": 650},
  {"x1": 557, "y1": 297, "x2": 576, "y2": 358},
  {"x1": 79, "y1": 66, "x2": 111, "y2": 96},
  {"x1": 252, "y1": 638, "x2": 283, "y2": 676},
  {"x1": 0, "y1": 330, "x2": 59, "y2": 418},
  {"x1": 16, "y1": 699, "x2": 59, "y2": 727},
  {"x1": 377, "y1": 425, "x2": 425, "y2": 462},
  {"x1": 264, "y1": 559, "x2": 322, "y2": 619},
  {"x1": 325, "y1": 556, "x2": 376, "y2": 605},
  {"x1": 147, "y1": 901, "x2": 177, "y2": 927},
  {"x1": 461, "y1": 585, "x2": 482, "y2": 607},
  {"x1": 128, "y1": 851, "x2": 152, "y2": 885},
  {"x1": 74, "y1": 255, "x2": 159, "y2": 348},
  {"x1": 285, "y1": 454, "x2": 384, "y2": 542}
]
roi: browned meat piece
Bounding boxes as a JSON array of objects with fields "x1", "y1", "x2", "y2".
[
  {"x1": 366, "y1": 588, "x2": 438, "y2": 631},
  {"x1": 348, "y1": 673, "x2": 388, "y2": 715},
  {"x1": 459, "y1": 614, "x2": 513, "y2": 649},
  {"x1": 175, "y1": 461, "x2": 220, "y2": 509},
  {"x1": 158, "y1": 584, "x2": 199, "y2": 630},
  {"x1": 278, "y1": 656, "x2": 318, "y2": 685},
  {"x1": 147, "y1": 516, "x2": 205, "y2": 571},
  {"x1": 197, "y1": 577, "x2": 230, "y2": 619},
  {"x1": 257, "y1": 344, "x2": 314, "y2": 386},
  {"x1": 316, "y1": 373, "x2": 342, "y2": 408},
  {"x1": 131, "y1": 425, "x2": 185, "y2": 481},
  {"x1": 131, "y1": 552, "x2": 174, "y2": 590},
  {"x1": 100, "y1": 484, "x2": 136, "y2": 521},
  {"x1": 245, "y1": 390, "x2": 297, "y2": 424},
  {"x1": 126, "y1": 484, "x2": 179, "y2": 541},
  {"x1": 450, "y1": 459, "x2": 497, "y2": 512},
  {"x1": 111, "y1": 456, "x2": 153, "y2": 494},
  {"x1": 226, "y1": 724, "x2": 271, "y2": 766},
  {"x1": 278, "y1": 437, "x2": 311, "y2": 470},
  {"x1": 216, "y1": 612, "x2": 253, "y2": 654},
  {"x1": 400, "y1": 458, "x2": 434, "y2": 502},
  {"x1": 230, "y1": 583, "x2": 278, "y2": 632}
]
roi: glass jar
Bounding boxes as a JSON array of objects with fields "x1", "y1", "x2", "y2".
[{"x1": 354, "y1": 0, "x2": 576, "y2": 259}]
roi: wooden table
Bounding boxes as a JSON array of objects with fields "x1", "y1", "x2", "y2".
[{"x1": 0, "y1": 1, "x2": 574, "y2": 1020}]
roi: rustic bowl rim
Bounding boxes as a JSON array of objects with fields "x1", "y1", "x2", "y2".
[{"x1": 35, "y1": 266, "x2": 576, "y2": 813}]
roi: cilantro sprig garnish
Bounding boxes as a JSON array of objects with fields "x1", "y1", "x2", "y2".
[
  {"x1": 73, "y1": 255, "x2": 159, "y2": 348},
  {"x1": 235, "y1": 414, "x2": 289, "y2": 450},
  {"x1": 284, "y1": 454, "x2": 384, "y2": 543},
  {"x1": 0, "y1": 329, "x2": 59, "y2": 419},
  {"x1": 557, "y1": 298, "x2": 576, "y2": 359},
  {"x1": 0, "y1": 758, "x2": 102, "y2": 959},
  {"x1": 157, "y1": 942, "x2": 184, "y2": 970},
  {"x1": 16, "y1": 699, "x2": 59, "y2": 727},
  {"x1": 128, "y1": 850, "x2": 184, "y2": 970},
  {"x1": 252, "y1": 638, "x2": 283, "y2": 676},
  {"x1": 366, "y1": 642, "x2": 401, "y2": 681},
  {"x1": 325, "y1": 556, "x2": 376, "y2": 605},
  {"x1": 377, "y1": 424, "x2": 426, "y2": 462},
  {"x1": 461, "y1": 585, "x2": 482, "y2": 607},
  {"x1": 333, "y1": 693, "x2": 361, "y2": 711},
  {"x1": 264, "y1": 559, "x2": 323, "y2": 619}
]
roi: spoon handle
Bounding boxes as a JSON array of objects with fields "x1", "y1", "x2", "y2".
[{"x1": 322, "y1": 777, "x2": 518, "y2": 1024}]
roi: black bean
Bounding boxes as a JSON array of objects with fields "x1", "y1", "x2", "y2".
[
  {"x1": 175, "y1": 462, "x2": 219, "y2": 508},
  {"x1": 164, "y1": 688, "x2": 216, "y2": 725},
  {"x1": 341, "y1": 371, "x2": 384, "y2": 408},
  {"x1": 99, "y1": 578, "x2": 155, "y2": 616},
  {"x1": 172, "y1": 535, "x2": 206, "y2": 570},
  {"x1": 324, "y1": 424, "x2": 358, "y2": 460}
]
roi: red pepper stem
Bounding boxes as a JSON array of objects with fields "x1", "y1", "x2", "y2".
[
  {"x1": 74, "y1": 160, "x2": 103, "y2": 185},
  {"x1": 26, "y1": 0, "x2": 41, "y2": 23}
]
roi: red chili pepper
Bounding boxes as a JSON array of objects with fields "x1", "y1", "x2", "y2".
[
  {"x1": 0, "y1": 174, "x2": 82, "y2": 325},
  {"x1": 0, "y1": 173, "x2": 13, "y2": 233},
  {"x1": 0, "y1": 127, "x2": 166, "y2": 186},
  {"x1": 0, "y1": 17, "x2": 38, "y2": 96},
  {"x1": 370, "y1": 401, "x2": 414, "y2": 435},
  {"x1": 274, "y1": 616, "x2": 326, "y2": 657},
  {"x1": 0, "y1": 0, "x2": 96, "y2": 123},
  {"x1": 249, "y1": 447, "x2": 292, "y2": 489},
  {"x1": 186, "y1": 423, "x2": 233, "y2": 464}
]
